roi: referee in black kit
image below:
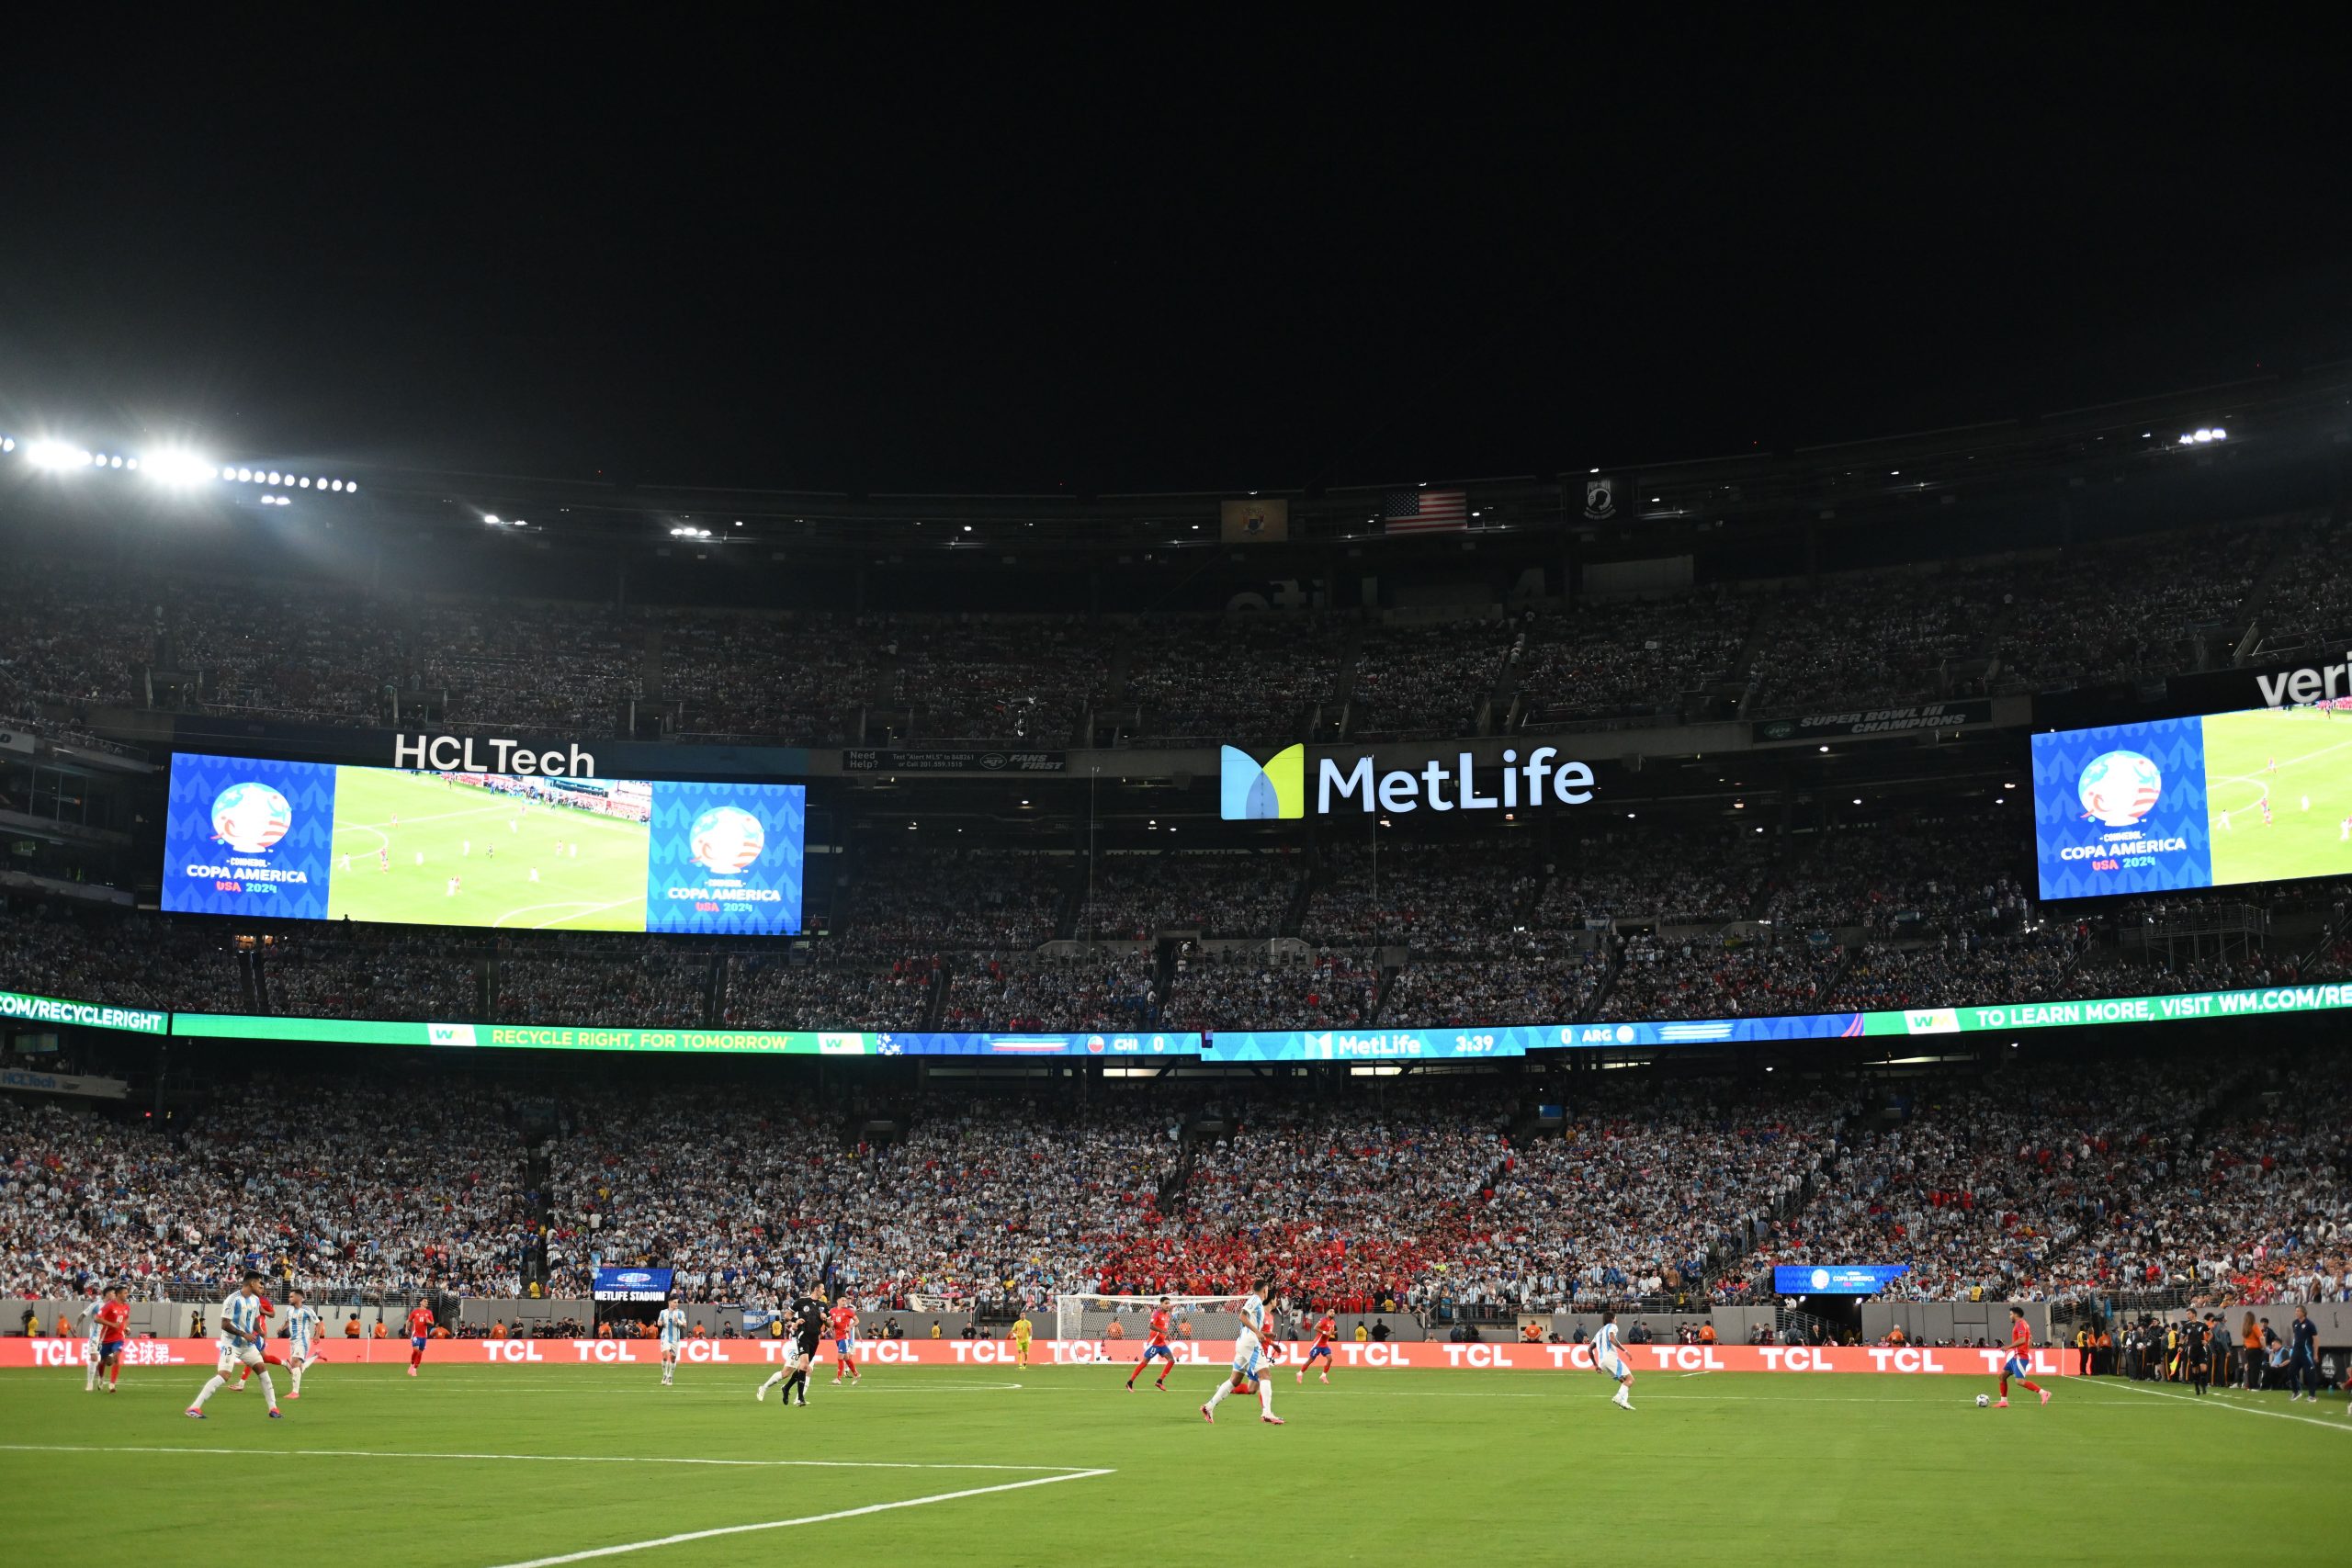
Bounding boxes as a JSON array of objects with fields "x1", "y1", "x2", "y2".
[{"x1": 754, "y1": 1294, "x2": 829, "y2": 1406}]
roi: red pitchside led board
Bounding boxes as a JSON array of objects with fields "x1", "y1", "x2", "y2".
[{"x1": 0, "y1": 1337, "x2": 2076, "y2": 1377}]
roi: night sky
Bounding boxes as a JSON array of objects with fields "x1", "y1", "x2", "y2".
[{"x1": 3, "y1": 23, "x2": 2342, "y2": 495}]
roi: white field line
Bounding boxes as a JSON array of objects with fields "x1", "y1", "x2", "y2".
[{"x1": 482, "y1": 1468, "x2": 1116, "y2": 1568}]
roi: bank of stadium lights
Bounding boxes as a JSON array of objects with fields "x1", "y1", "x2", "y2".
[
  {"x1": 6, "y1": 437, "x2": 356, "y2": 493},
  {"x1": 668, "y1": 525, "x2": 711, "y2": 538},
  {"x1": 2178, "y1": 427, "x2": 2227, "y2": 445}
]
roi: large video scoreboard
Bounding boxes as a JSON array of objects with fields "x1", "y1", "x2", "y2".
[
  {"x1": 161, "y1": 752, "x2": 805, "y2": 934},
  {"x1": 2030, "y1": 704, "x2": 2352, "y2": 899}
]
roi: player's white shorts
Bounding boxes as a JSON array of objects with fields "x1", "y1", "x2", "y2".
[
  {"x1": 288, "y1": 1342, "x2": 315, "y2": 1366},
  {"x1": 1596, "y1": 1348, "x2": 1630, "y2": 1382},
  {"x1": 216, "y1": 1342, "x2": 264, "y2": 1374}
]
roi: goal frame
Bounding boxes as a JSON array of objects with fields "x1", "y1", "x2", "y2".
[{"x1": 1052, "y1": 1292, "x2": 1257, "y2": 1344}]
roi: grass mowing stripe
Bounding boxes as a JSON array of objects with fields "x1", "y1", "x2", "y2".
[
  {"x1": 481, "y1": 1469, "x2": 1116, "y2": 1568},
  {"x1": 0, "y1": 1442, "x2": 1095, "y2": 1470}
]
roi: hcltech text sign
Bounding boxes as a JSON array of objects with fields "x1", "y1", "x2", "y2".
[{"x1": 1221, "y1": 744, "x2": 1596, "y2": 820}]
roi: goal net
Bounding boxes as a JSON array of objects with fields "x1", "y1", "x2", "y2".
[{"x1": 1053, "y1": 1293, "x2": 1260, "y2": 1347}]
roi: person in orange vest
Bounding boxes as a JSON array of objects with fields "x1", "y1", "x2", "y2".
[{"x1": 1698, "y1": 1322, "x2": 1718, "y2": 1346}]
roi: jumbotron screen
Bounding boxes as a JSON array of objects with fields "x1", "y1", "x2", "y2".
[
  {"x1": 2030, "y1": 703, "x2": 2352, "y2": 899},
  {"x1": 161, "y1": 752, "x2": 805, "y2": 933}
]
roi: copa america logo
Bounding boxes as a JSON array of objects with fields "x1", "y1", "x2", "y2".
[
  {"x1": 210, "y1": 782, "x2": 293, "y2": 853},
  {"x1": 1811, "y1": 1268, "x2": 1832, "y2": 1291},
  {"x1": 2077, "y1": 750, "x2": 2163, "y2": 827},
  {"x1": 688, "y1": 806, "x2": 764, "y2": 874}
]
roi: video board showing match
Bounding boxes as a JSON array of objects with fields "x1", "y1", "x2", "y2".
[
  {"x1": 160, "y1": 753, "x2": 804, "y2": 934},
  {"x1": 2030, "y1": 703, "x2": 2352, "y2": 899}
]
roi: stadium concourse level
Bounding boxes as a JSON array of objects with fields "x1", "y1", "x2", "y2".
[
  {"x1": 4, "y1": 1059, "x2": 2346, "y2": 1314},
  {"x1": 5, "y1": 825, "x2": 2350, "y2": 1030},
  {"x1": 0, "y1": 509, "x2": 2340, "y2": 750}
]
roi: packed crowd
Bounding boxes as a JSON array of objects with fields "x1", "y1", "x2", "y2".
[
  {"x1": 259, "y1": 931, "x2": 478, "y2": 1021},
  {"x1": 0, "y1": 514, "x2": 2340, "y2": 750},
  {"x1": 548, "y1": 1086, "x2": 1184, "y2": 1306},
  {"x1": 0, "y1": 1079, "x2": 533, "y2": 1298},
  {"x1": 0, "y1": 903, "x2": 244, "y2": 1014},
  {"x1": 1304, "y1": 841, "x2": 1538, "y2": 953},
  {"x1": 1511, "y1": 591, "x2": 1750, "y2": 728},
  {"x1": 1601, "y1": 935, "x2": 1843, "y2": 1021},
  {"x1": 1755, "y1": 1058, "x2": 2352, "y2": 1304},
  {"x1": 1162, "y1": 948, "x2": 1382, "y2": 1032},
  {"x1": 1379, "y1": 949, "x2": 1610, "y2": 1028},
  {"x1": 720, "y1": 953, "x2": 932, "y2": 1030},
  {"x1": 493, "y1": 949, "x2": 708, "y2": 1028},
  {"x1": 1476, "y1": 1076, "x2": 1849, "y2": 1309},
  {"x1": 6, "y1": 1057, "x2": 2344, "y2": 1310},
  {"x1": 1076, "y1": 852, "x2": 1299, "y2": 941},
  {"x1": 937, "y1": 951, "x2": 1159, "y2": 1032}
]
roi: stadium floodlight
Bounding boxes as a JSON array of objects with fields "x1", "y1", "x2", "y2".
[
  {"x1": 485, "y1": 514, "x2": 502, "y2": 525},
  {"x1": 0, "y1": 436, "x2": 12, "y2": 451},
  {"x1": 233, "y1": 467, "x2": 252, "y2": 481},
  {"x1": 143, "y1": 450, "x2": 216, "y2": 486},
  {"x1": 107, "y1": 455, "x2": 123, "y2": 468},
  {"x1": 26, "y1": 440, "x2": 90, "y2": 470},
  {"x1": 2211, "y1": 426, "x2": 2226, "y2": 440}
]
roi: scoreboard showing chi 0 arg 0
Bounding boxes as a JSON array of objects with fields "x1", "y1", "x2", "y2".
[{"x1": 161, "y1": 752, "x2": 805, "y2": 934}]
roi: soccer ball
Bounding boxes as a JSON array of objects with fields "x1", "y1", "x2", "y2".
[{"x1": 1974, "y1": 1393, "x2": 1990, "y2": 1408}]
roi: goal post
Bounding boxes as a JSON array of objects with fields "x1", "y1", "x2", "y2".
[{"x1": 1052, "y1": 1293, "x2": 1258, "y2": 1345}]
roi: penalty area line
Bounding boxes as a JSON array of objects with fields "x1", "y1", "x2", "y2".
[{"x1": 483, "y1": 1467, "x2": 1117, "y2": 1567}]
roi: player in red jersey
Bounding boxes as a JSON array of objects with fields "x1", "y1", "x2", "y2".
[
  {"x1": 1125, "y1": 1297, "x2": 1175, "y2": 1391},
  {"x1": 406, "y1": 1303, "x2": 436, "y2": 1377},
  {"x1": 233, "y1": 1291, "x2": 289, "y2": 1392},
  {"x1": 93, "y1": 1285, "x2": 131, "y2": 1393},
  {"x1": 1995, "y1": 1305, "x2": 2050, "y2": 1408},
  {"x1": 1297, "y1": 1311, "x2": 1336, "y2": 1384},
  {"x1": 828, "y1": 1301, "x2": 861, "y2": 1384}
]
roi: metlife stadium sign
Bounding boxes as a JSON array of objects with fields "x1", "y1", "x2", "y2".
[
  {"x1": 592, "y1": 1267, "x2": 673, "y2": 1303},
  {"x1": 1220, "y1": 743, "x2": 1596, "y2": 820}
]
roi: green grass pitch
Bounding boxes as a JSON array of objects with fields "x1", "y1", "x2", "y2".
[
  {"x1": 3, "y1": 1362, "x2": 2340, "y2": 1567},
  {"x1": 324, "y1": 769, "x2": 650, "y2": 931},
  {"x1": 2202, "y1": 705, "x2": 2352, "y2": 887}
]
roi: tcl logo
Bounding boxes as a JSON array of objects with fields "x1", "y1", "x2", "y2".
[{"x1": 572, "y1": 1342, "x2": 643, "y2": 1363}]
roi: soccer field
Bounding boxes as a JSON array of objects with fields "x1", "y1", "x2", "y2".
[
  {"x1": 2, "y1": 1364, "x2": 2339, "y2": 1567},
  {"x1": 325, "y1": 770, "x2": 650, "y2": 931},
  {"x1": 2203, "y1": 705, "x2": 2352, "y2": 887}
]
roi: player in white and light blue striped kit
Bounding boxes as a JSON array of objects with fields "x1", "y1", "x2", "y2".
[
  {"x1": 657, "y1": 1297, "x2": 689, "y2": 1386},
  {"x1": 1200, "y1": 1279, "x2": 1284, "y2": 1426},
  {"x1": 1593, "y1": 1308, "x2": 1635, "y2": 1411},
  {"x1": 187, "y1": 1271, "x2": 281, "y2": 1418},
  {"x1": 283, "y1": 1287, "x2": 323, "y2": 1400}
]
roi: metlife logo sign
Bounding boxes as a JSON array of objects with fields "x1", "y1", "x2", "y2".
[{"x1": 1219, "y1": 744, "x2": 1597, "y2": 821}]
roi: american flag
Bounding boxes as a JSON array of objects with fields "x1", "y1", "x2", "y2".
[{"x1": 1383, "y1": 488, "x2": 1468, "y2": 534}]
